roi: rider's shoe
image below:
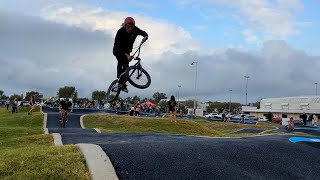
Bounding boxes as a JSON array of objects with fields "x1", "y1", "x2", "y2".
[{"x1": 122, "y1": 86, "x2": 129, "y2": 93}]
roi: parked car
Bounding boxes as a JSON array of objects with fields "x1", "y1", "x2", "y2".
[
  {"x1": 272, "y1": 117, "x2": 282, "y2": 124},
  {"x1": 204, "y1": 113, "x2": 218, "y2": 118},
  {"x1": 18, "y1": 101, "x2": 30, "y2": 107},
  {"x1": 232, "y1": 114, "x2": 242, "y2": 120},
  {"x1": 258, "y1": 117, "x2": 269, "y2": 122},
  {"x1": 245, "y1": 115, "x2": 258, "y2": 120}
]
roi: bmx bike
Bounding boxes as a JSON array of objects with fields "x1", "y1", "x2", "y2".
[
  {"x1": 60, "y1": 109, "x2": 67, "y2": 128},
  {"x1": 106, "y1": 43, "x2": 151, "y2": 102}
]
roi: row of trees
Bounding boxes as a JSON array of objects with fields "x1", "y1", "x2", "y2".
[
  {"x1": 0, "y1": 90, "x2": 43, "y2": 102},
  {"x1": 1, "y1": 86, "x2": 260, "y2": 113}
]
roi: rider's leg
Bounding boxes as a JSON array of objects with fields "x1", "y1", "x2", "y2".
[{"x1": 116, "y1": 54, "x2": 129, "y2": 84}]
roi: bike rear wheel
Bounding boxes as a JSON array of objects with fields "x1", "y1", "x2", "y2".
[
  {"x1": 61, "y1": 115, "x2": 66, "y2": 128},
  {"x1": 126, "y1": 66, "x2": 151, "y2": 89},
  {"x1": 106, "y1": 80, "x2": 121, "y2": 102}
]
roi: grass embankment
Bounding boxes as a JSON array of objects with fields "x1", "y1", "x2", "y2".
[
  {"x1": 0, "y1": 107, "x2": 89, "y2": 180},
  {"x1": 84, "y1": 114, "x2": 277, "y2": 137}
]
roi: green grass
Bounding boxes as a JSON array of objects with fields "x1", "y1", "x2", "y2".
[
  {"x1": 83, "y1": 114, "x2": 279, "y2": 137},
  {"x1": 0, "y1": 106, "x2": 90, "y2": 180}
]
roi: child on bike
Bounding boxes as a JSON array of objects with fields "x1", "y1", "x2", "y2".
[
  {"x1": 59, "y1": 98, "x2": 72, "y2": 122},
  {"x1": 113, "y1": 17, "x2": 148, "y2": 93}
]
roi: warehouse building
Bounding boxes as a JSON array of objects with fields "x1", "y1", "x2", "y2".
[{"x1": 242, "y1": 96, "x2": 320, "y2": 123}]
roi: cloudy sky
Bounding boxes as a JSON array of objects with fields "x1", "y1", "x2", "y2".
[{"x1": 1, "y1": 0, "x2": 320, "y2": 104}]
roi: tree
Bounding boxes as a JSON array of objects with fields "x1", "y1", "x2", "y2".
[
  {"x1": 25, "y1": 91, "x2": 43, "y2": 102},
  {"x1": 77, "y1": 97, "x2": 90, "y2": 102},
  {"x1": 92, "y1": 91, "x2": 107, "y2": 101},
  {"x1": 254, "y1": 100, "x2": 261, "y2": 109},
  {"x1": 184, "y1": 99, "x2": 198, "y2": 108},
  {"x1": 0, "y1": 90, "x2": 8, "y2": 99},
  {"x1": 132, "y1": 95, "x2": 141, "y2": 103},
  {"x1": 9, "y1": 94, "x2": 23, "y2": 101},
  {"x1": 206, "y1": 101, "x2": 227, "y2": 113},
  {"x1": 57, "y1": 86, "x2": 77, "y2": 98},
  {"x1": 152, "y1": 92, "x2": 167, "y2": 103},
  {"x1": 266, "y1": 112, "x2": 273, "y2": 122}
]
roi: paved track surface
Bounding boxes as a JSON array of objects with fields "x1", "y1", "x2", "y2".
[{"x1": 43, "y1": 107, "x2": 320, "y2": 180}]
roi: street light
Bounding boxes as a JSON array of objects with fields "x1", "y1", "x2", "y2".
[
  {"x1": 191, "y1": 61, "x2": 198, "y2": 114},
  {"x1": 315, "y1": 83, "x2": 318, "y2": 96},
  {"x1": 229, "y1": 89, "x2": 232, "y2": 112},
  {"x1": 244, "y1": 76, "x2": 250, "y2": 105},
  {"x1": 178, "y1": 85, "x2": 182, "y2": 110}
]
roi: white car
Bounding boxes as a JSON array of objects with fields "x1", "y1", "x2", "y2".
[
  {"x1": 258, "y1": 117, "x2": 269, "y2": 121},
  {"x1": 205, "y1": 113, "x2": 218, "y2": 118}
]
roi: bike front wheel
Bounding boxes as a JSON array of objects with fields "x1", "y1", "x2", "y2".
[
  {"x1": 106, "y1": 80, "x2": 121, "y2": 103},
  {"x1": 126, "y1": 66, "x2": 151, "y2": 89}
]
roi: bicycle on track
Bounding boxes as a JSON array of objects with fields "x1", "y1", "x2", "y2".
[
  {"x1": 106, "y1": 42, "x2": 151, "y2": 102},
  {"x1": 60, "y1": 109, "x2": 67, "y2": 128}
]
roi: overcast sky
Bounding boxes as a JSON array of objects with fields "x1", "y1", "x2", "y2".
[{"x1": 1, "y1": 0, "x2": 320, "y2": 104}]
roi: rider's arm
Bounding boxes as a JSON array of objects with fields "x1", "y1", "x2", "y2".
[{"x1": 135, "y1": 27, "x2": 148, "y2": 42}]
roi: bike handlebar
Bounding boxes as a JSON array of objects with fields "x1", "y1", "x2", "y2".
[{"x1": 131, "y1": 42, "x2": 144, "y2": 60}]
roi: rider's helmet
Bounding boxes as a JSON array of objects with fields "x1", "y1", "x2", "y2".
[{"x1": 124, "y1": 17, "x2": 135, "y2": 26}]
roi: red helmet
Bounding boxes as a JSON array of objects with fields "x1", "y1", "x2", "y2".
[{"x1": 124, "y1": 17, "x2": 135, "y2": 26}]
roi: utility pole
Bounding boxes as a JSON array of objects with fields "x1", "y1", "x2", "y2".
[
  {"x1": 229, "y1": 89, "x2": 232, "y2": 112},
  {"x1": 244, "y1": 76, "x2": 250, "y2": 105},
  {"x1": 191, "y1": 61, "x2": 198, "y2": 114}
]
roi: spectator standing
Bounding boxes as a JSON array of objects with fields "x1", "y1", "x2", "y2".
[
  {"x1": 135, "y1": 104, "x2": 141, "y2": 116},
  {"x1": 308, "y1": 114, "x2": 313, "y2": 125},
  {"x1": 5, "y1": 99, "x2": 10, "y2": 110},
  {"x1": 168, "y1": 96, "x2": 177, "y2": 122},
  {"x1": 313, "y1": 114, "x2": 318, "y2": 126},
  {"x1": 28, "y1": 93, "x2": 36, "y2": 115},
  {"x1": 222, "y1": 113, "x2": 226, "y2": 122},
  {"x1": 301, "y1": 112, "x2": 307, "y2": 126},
  {"x1": 12, "y1": 98, "x2": 17, "y2": 113},
  {"x1": 155, "y1": 105, "x2": 161, "y2": 117},
  {"x1": 129, "y1": 106, "x2": 135, "y2": 116}
]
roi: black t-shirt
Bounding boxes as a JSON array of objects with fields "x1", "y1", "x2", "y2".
[
  {"x1": 113, "y1": 26, "x2": 148, "y2": 56},
  {"x1": 168, "y1": 100, "x2": 177, "y2": 111},
  {"x1": 60, "y1": 101, "x2": 72, "y2": 110}
]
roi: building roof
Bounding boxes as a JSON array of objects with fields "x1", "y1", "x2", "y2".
[
  {"x1": 261, "y1": 96, "x2": 320, "y2": 103},
  {"x1": 244, "y1": 109, "x2": 318, "y2": 114}
]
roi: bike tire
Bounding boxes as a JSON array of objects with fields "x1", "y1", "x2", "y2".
[
  {"x1": 126, "y1": 66, "x2": 151, "y2": 89},
  {"x1": 106, "y1": 80, "x2": 121, "y2": 103},
  {"x1": 61, "y1": 118, "x2": 65, "y2": 128}
]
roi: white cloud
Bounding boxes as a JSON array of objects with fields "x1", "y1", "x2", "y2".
[
  {"x1": 39, "y1": 4, "x2": 199, "y2": 57},
  {"x1": 1, "y1": 2, "x2": 319, "y2": 104},
  {"x1": 207, "y1": 0, "x2": 312, "y2": 43}
]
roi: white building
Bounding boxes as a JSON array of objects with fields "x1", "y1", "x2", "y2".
[{"x1": 242, "y1": 96, "x2": 320, "y2": 122}]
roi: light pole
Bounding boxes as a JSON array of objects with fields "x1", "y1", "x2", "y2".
[
  {"x1": 244, "y1": 76, "x2": 250, "y2": 105},
  {"x1": 229, "y1": 89, "x2": 232, "y2": 113},
  {"x1": 178, "y1": 85, "x2": 181, "y2": 110},
  {"x1": 315, "y1": 83, "x2": 318, "y2": 96},
  {"x1": 191, "y1": 61, "x2": 198, "y2": 114}
]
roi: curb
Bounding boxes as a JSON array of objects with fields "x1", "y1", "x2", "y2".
[
  {"x1": 52, "y1": 133, "x2": 63, "y2": 146},
  {"x1": 80, "y1": 115, "x2": 85, "y2": 128},
  {"x1": 76, "y1": 143, "x2": 119, "y2": 180},
  {"x1": 40, "y1": 106, "x2": 49, "y2": 134},
  {"x1": 42, "y1": 107, "x2": 118, "y2": 179},
  {"x1": 80, "y1": 115, "x2": 101, "y2": 133}
]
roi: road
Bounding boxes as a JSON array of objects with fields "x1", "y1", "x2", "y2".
[{"x1": 43, "y1": 106, "x2": 320, "y2": 180}]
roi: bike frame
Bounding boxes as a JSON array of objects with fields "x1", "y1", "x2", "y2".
[
  {"x1": 118, "y1": 43, "x2": 144, "y2": 81},
  {"x1": 128, "y1": 43, "x2": 144, "y2": 76}
]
